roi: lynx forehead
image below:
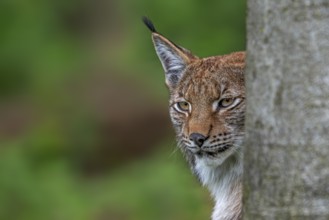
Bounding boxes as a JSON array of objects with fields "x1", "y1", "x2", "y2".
[{"x1": 143, "y1": 17, "x2": 244, "y2": 220}]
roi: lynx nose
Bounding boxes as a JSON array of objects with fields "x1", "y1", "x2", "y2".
[{"x1": 190, "y1": 133, "x2": 207, "y2": 147}]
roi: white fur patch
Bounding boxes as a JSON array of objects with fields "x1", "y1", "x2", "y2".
[{"x1": 154, "y1": 41, "x2": 186, "y2": 74}]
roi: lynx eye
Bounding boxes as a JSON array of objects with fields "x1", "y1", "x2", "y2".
[
  {"x1": 175, "y1": 101, "x2": 190, "y2": 112},
  {"x1": 219, "y1": 98, "x2": 235, "y2": 108}
]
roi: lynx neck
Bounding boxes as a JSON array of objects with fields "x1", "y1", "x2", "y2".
[{"x1": 194, "y1": 152, "x2": 242, "y2": 220}]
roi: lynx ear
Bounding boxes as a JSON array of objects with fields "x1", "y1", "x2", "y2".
[
  {"x1": 142, "y1": 17, "x2": 197, "y2": 87},
  {"x1": 151, "y1": 33, "x2": 197, "y2": 87}
]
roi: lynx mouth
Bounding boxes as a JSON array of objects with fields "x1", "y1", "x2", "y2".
[{"x1": 195, "y1": 145, "x2": 231, "y2": 157}]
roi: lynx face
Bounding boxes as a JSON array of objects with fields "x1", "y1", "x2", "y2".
[
  {"x1": 169, "y1": 54, "x2": 245, "y2": 166},
  {"x1": 144, "y1": 18, "x2": 245, "y2": 170},
  {"x1": 169, "y1": 53, "x2": 245, "y2": 169}
]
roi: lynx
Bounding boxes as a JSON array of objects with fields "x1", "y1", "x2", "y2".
[{"x1": 143, "y1": 17, "x2": 245, "y2": 220}]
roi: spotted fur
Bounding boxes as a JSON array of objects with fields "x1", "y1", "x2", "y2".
[{"x1": 144, "y1": 18, "x2": 245, "y2": 220}]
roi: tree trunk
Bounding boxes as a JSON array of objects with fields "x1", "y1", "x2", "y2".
[{"x1": 244, "y1": 1, "x2": 329, "y2": 219}]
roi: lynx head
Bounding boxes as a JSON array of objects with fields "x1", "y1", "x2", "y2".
[{"x1": 143, "y1": 17, "x2": 245, "y2": 170}]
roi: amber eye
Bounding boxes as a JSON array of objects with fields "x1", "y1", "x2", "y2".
[
  {"x1": 219, "y1": 98, "x2": 235, "y2": 108},
  {"x1": 176, "y1": 101, "x2": 190, "y2": 112}
]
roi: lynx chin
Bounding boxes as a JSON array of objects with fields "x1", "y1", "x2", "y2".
[{"x1": 143, "y1": 17, "x2": 245, "y2": 220}]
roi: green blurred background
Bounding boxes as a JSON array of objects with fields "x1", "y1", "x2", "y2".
[{"x1": 0, "y1": 0, "x2": 245, "y2": 219}]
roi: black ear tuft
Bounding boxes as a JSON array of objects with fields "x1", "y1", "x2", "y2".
[{"x1": 142, "y1": 16, "x2": 157, "y2": 33}]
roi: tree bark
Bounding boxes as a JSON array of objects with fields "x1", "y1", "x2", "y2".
[{"x1": 244, "y1": 1, "x2": 329, "y2": 219}]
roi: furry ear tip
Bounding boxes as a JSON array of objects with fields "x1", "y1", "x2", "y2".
[{"x1": 142, "y1": 16, "x2": 157, "y2": 33}]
